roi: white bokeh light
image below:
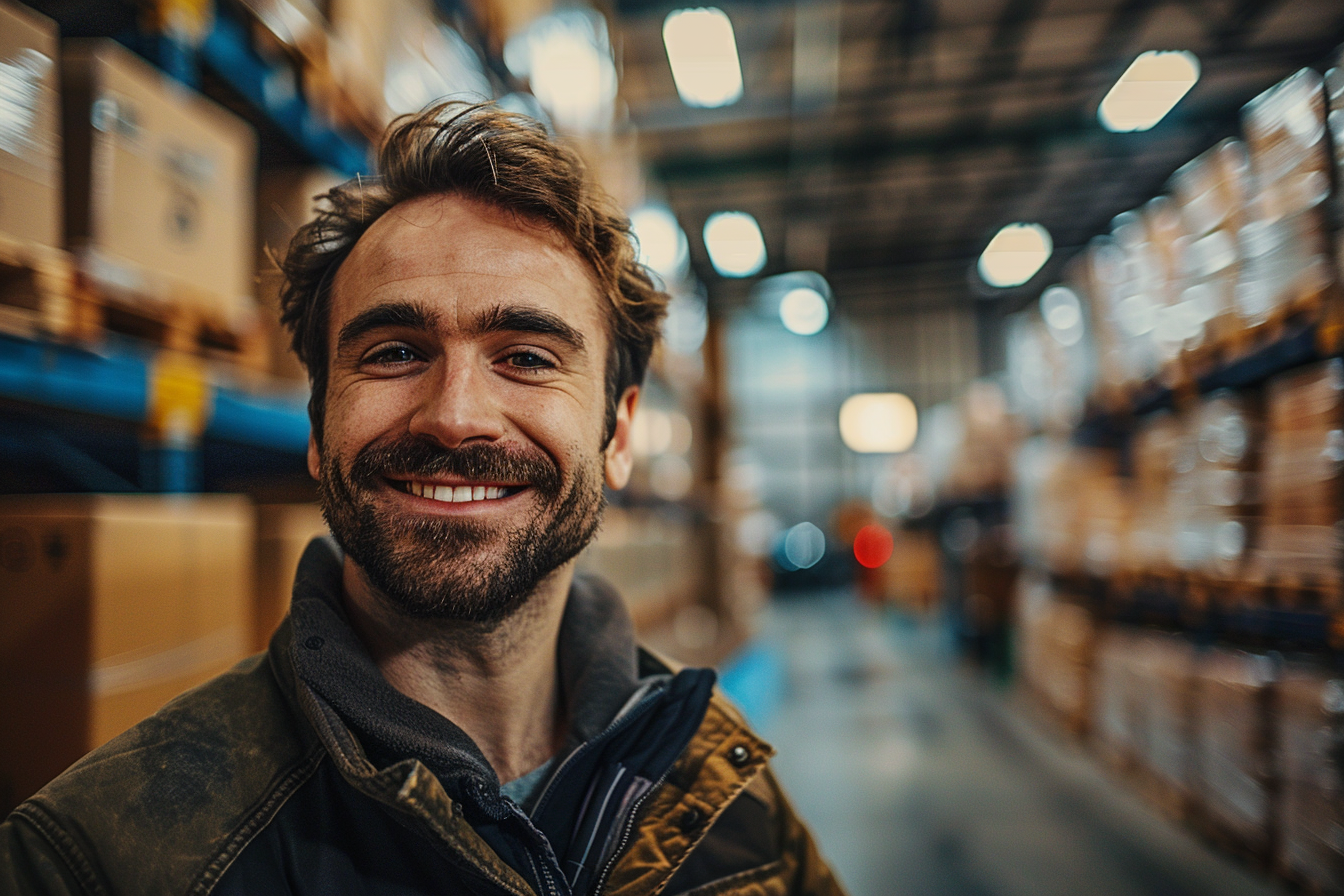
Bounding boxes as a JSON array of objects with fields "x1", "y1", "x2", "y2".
[
  {"x1": 703, "y1": 211, "x2": 766, "y2": 277},
  {"x1": 631, "y1": 204, "x2": 689, "y2": 282},
  {"x1": 662, "y1": 8, "x2": 743, "y2": 108},
  {"x1": 1099, "y1": 51, "x2": 1200, "y2": 133},
  {"x1": 839, "y1": 393, "x2": 919, "y2": 454},
  {"x1": 779, "y1": 287, "x2": 829, "y2": 335},
  {"x1": 504, "y1": 10, "x2": 617, "y2": 133},
  {"x1": 978, "y1": 223, "x2": 1052, "y2": 288}
]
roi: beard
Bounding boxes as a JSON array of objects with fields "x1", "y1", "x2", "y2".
[{"x1": 317, "y1": 435, "x2": 605, "y2": 627}]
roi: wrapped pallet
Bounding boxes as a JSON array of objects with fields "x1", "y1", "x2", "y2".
[
  {"x1": 1016, "y1": 575, "x2": 1095, "y2": 736},
  {"x1": 1238, "y1": 68, "x2": 1336, "y2": 326},
  {"x1": 1169, "y1": 391, "x2": 1258, "y2": 578},
  {"x1": 1125, "y1": 413, "x2": 1183, "y2": 575},
  {"x1": 1128, "y1": 632, "x2": 1198, "y2": 813},
  {"x1": 1190, "y1": 648, "x2": 1276, "y2": 859},
  {"x1": 1091, "y1": 627, "x2": 1142, "y2": 769},
  {"x1": 1254, "y1": 358, "x2": 1344, "y2": 600},
  {"x1": 1168, "y1": 139, "x2": 1251, "y2": 355},
  {"x1": 1276, "y1": 665, "x2": 1344, "y2": 892}
]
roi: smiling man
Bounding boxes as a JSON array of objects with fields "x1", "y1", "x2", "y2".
[{"x1": 0, "y1": 104, "x2": 844, "y2": 896}]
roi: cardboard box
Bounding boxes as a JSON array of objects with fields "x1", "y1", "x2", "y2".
[
  {"x1": 255, "y1": 166, "x2": 346, "y2": 381},
  {"x1": 61, "y1": 40, "x2": 258, "y2": 328},
  {"x1": 253, "y1": 503, "x2": 328, "y2": 652},
  {"x1": 0, "y1": 495, "x2": 254, "y2": 813},
  {"x1": 1276, "y1": 665, "x2": 1344, "y2": 891},
  {"x1": 0, "y1": 0, "x2": 61, "y2": 248}
]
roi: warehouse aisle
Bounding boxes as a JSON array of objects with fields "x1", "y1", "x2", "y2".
[{"x1": 754, "y1": 591, "x2": 1285, "y2": 896}]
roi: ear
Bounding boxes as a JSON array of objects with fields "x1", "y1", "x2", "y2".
[
  {"x1": 307, "y1": 433, "x2": 322, "y2": 481},
  {"x1": 604, "y1": 386, "x2": 640, "y2": 490}
]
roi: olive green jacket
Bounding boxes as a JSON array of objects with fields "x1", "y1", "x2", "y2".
[{"x1": 0, "y1": 575, "x2": 844, "y2": 896}]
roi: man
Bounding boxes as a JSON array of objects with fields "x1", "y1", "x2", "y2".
[{"x1": 0, "y1": 103, "x2": 843, "y2": 896}]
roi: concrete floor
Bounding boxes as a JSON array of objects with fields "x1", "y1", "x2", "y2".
[{"x1": 753, "y1": 591, "x2": 1286, "y2": 896}]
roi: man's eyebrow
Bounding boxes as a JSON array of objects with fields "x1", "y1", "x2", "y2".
[
  {"x1": 336, "y1": 301, "x2": 440, "y2": 352},
  {"x1": 472, "y1": 304, "x2": 588, "y2": 354}
]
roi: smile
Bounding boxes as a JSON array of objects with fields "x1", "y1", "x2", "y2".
[{"x1": 393, "y1": 481, "x2": 526, "y2": 503}]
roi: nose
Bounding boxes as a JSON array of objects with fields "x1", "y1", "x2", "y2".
[{"x1": 407, "y1": 357, "x2": 507, "y2": 448}]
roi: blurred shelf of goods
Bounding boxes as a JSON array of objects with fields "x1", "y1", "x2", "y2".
[
  {"x1": 996, "y1": 54, "x2": 1344, "y2": 893},
  {"x1": 0, "y1": 0, "x2": 750, "y2": 813}
]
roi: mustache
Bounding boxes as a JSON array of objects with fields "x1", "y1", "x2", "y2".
[{"x1": 346, "y1": 437, "x2": 562, "y2": 494}]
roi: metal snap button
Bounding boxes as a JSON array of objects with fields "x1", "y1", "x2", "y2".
[
  {"x1": 304, "y1": 636, "x2": 325, "y2": 650},
  {"x1": 728, "y1": 745, "x2": 750, "y2": 767},
  {"x1": 678, "y1": 808, "x2": 703, "y2": 832}
]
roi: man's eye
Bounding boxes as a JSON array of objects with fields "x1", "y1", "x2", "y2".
[
  {"x1": 507, "y1": 351, "x2": 553, "y2": 369},
  {"x1": 365, "y1": 345, "x2": 420, "y2": 365}
]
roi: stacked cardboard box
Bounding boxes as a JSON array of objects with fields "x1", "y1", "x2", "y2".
[
  {"x1": 1125, "y1": 633, "x2": 1197, "y2": 811},
  {"x1": 1125, "y1": 413, "x2": 1183, "y2": 575},
  {"x1": 1169, "y1": 139, "x2": 1251, "y2": 355},
  {"x1": 1017, "y1": 577, "x2": 1095, "y2": 735},
  {"x1": 1170, "y1": 391, "x2": 1258, "y2": 578},
  {"x1": 0, "y1": 495, "x2": 254, "y2": 813},
  {"x1": 0, "y1": 0, "x2": 61, "y2": 250},
  {"x1": 1238, "y1": 68, "x2": 1335, "y2": 326},
  {"x1": 253, "y1": 503, "x2": 329, "y2": 652},
  {"x1": 1276, "y1": 664, "x2": 1344, "y2": 891},
  {"x1": 61, "y1": 40, "x2": 258, "y2": 332},
  {"x1": 1254, "y1": 359, "x2": 1344, "y2": 595},
  {"x1": 1190, "y1": 648, "x2": 1276, "y2": 857},
  {"x1": 1091, "y1": 628, "x2": 1141, "y2": 769}
]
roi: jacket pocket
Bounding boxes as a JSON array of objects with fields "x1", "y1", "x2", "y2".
[{"x1": 667, "y1": 859, "x2": 788, "y2": 896}]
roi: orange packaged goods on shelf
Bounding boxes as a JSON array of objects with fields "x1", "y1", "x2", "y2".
[
  {"x1": 1169, "y1": 391, "x2": 1259, "y2": 587},
  {"x1": 1251, "y1": 359, "x2": 1344, "y2": 606},
  {"x1": 1189, "y1": 649, "x2": 1276, "y2": 863},
  {"x1": 1168, "y1": 140, "x2": 1253, "y2": 374},
  {"x1": 1275, "y1": 664, "x2": 1344, "y2": 893},
  {"x1": 60, "y1": 40, "x2": 263, "y2": 364},
  {"x1": 1015, "y1": 574, "x2": 1095, "y2": 737},
  {"x1": 1237, "y1": 69, "x2": 1342, "y2": 353},
  {"x1": 0, "y1": 495, "x2": 254, "y2": 815}
]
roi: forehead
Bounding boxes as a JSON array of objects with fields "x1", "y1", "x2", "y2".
[{"x1": 329, "y1": 194, "x2": 605, "y2": 332}]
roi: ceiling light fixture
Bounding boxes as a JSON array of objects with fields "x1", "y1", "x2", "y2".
[
  {"x1": 1099, "y1": 51, "x2": 1200, "y2": 133},
  {"x1": 663, "y1": 7, "x2": 744, "y2": 108},
  {"x1": 839, "y1": 393, "x2": 919, "y2": 454},
  {"x1": 978, "y1": 223, "x2": 1052, "y2": 288},
  {"x1": 703, "y1": 211, "x2": 766, "y2": 277}
]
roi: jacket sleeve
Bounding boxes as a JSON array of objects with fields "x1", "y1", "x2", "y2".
[{"x1": 0, "y1": 807, "x2": 97, "y2": 896}]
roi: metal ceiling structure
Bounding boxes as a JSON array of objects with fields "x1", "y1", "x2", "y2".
[{"x1": 611, "y1": 0, "x2": 1344, "y2": 328}]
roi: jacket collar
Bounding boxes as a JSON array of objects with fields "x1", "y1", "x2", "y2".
[{"x1": 279, "y1": 537, "x2": 645, "y2": 813}]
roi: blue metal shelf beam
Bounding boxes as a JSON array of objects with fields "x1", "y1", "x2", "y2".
[
  {"x1": 199, "y1": 13, "x2": 372, "y2": 177},
  {"x1": 0, "y1": 333, "x2": 310, "y2": 456}
]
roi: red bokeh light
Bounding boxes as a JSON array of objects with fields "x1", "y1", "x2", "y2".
[{"x1": 853, "y1": 524, "x2": 895, "y2": 569}]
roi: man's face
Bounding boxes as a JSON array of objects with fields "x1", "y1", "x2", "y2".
[{"x1": 309, "y1": 194, "x2": 637, "y2": 625}]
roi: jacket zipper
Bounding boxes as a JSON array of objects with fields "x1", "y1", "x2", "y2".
[{"x1": 588, "y1": 763, "x2": 674, "y2": 896}]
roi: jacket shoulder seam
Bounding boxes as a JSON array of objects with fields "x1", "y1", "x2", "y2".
[
  {"x1": 190, "y1": 744, "x2": 328, "y2": 896},
  {"x1": 11, "y1": 802, "x2": 108, "y2": 896}
]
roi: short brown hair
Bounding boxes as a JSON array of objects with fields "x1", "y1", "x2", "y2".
[{"x1": 279, "y1": 101, "x2": 668, "y2": 443}]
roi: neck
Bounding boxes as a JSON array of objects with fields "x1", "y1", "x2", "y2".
[{"x1": 341, "y1": 559, "x2": 574, "y2": 782}]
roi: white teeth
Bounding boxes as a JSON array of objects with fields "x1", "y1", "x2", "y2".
[{"x1": 406, "y1": 482, "x2": 512, "y2": 503}]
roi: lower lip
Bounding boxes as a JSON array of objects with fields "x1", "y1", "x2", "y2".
[{"x1": 382, "y1": 481, "x2": 529, "y2": 514}]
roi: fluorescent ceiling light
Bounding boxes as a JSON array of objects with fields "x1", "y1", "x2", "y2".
[
  {"x1": 779, "y1": 287, "x2": 829, "y2": 335},
  {"x1": 630, "y1": 204, "x2": 689, "y2": 281},
  {"x1": 703, "y1": 211, "x2": 766, "y2": 277},
  {"x1": 663, "y1": 8, "x2": 744, "y2": 108},
  {"x1": 1099, "y1": 51, "x2": 1200, "y2": 133},
  {"x1": 978, "y1": 223, "x2": 1052, "y2": 288},
  {"x1": 839, "y1": 393, "x2": 919, "y2": 454},
  {"x1": 504, "y1": 10, "x2": 617, "y2": 133}
]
